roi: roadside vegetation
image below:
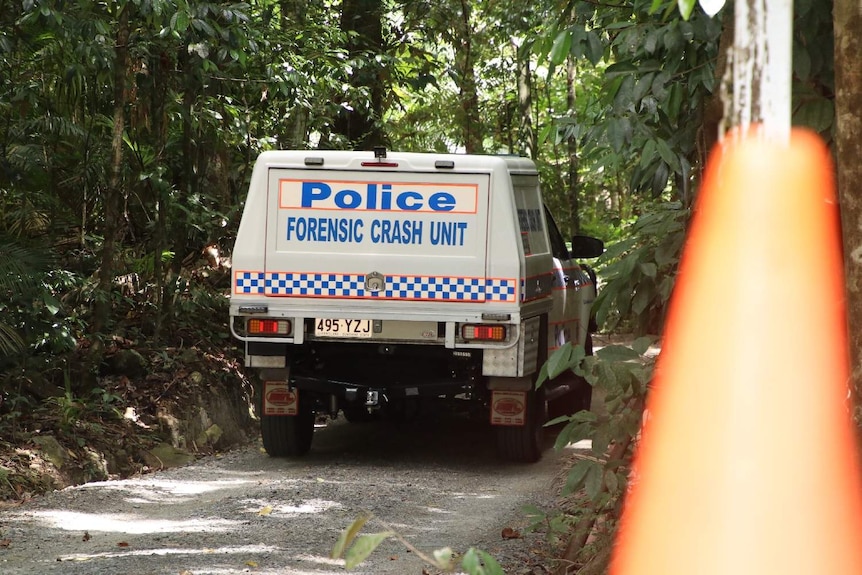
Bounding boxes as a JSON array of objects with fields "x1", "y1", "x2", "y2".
[{"x1": 0, "y1": 0, "x2": 843, "y2": 573}]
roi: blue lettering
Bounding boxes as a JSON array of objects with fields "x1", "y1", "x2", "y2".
[
  {"x1": 286, "y1": 216, "x2": 365, "y2": 243},
  {"x1": 396, "y1": 191, "x2": 423, "y2": 210},
  {"x1": 301, "y1": 182, "x2": 331, "y2": 207},
  {"x1": 428, "y1": 192, "x2": 456, "y2": 211},
  {"x1": 381, "y1": 184, "x2": 392, "y2": 210},
  {"x1": 334, "y1": 188, "x2": 362, "y2": 209},
  {"x1": 411, "y1": 220, "x2": 423, "y2": 243},
  {"x1": 299, "y1": 181, "x2": 464, "y2": 212},
  {"x1": 367, "y1": 183, "x2": 377, "y2": 210},
  {"x1": 430, "y1": 221, "x2": 468, "y2": 246},
  {"x1": 370, "y1": 219, "x2": 423, "y2": 244}
]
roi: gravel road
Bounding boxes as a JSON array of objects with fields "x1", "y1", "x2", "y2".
[{"x1": 0, "y1": 409, "x2": 572, "y2": 575}]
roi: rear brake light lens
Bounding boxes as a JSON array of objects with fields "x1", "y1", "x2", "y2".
[
  {"x1": 247, "y1": 318, "x2": 292, "y2": 336},
  {"x1": 361, "y1": 161, "x2": 399, "y2": 167},
  {"x1": 461, "y1": 324, "x2": 506, "y2": 342}
]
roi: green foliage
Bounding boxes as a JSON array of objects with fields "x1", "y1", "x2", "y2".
[
  {"x1": 43, "y1": 380, "x2": 123, "y2": 434},
  {"x1": 676, "y1": 0, "x2": 698, "y2": 20},
  {"x1": 343, "y1": 530, "x2": 396, "y2": 569},
  {"x1": 592, "y1": 202, "x2": 689, "y2": 335},
  {"x1": 539, "y1": 1, "x2": 722, "y2": 205},
  {"x1": 332, "y1": 514, "x2": 504, "y2": 574},
  {"x1": 332, "y1": 512, "x2": 371, "y2": 561},
  {"x1": 0, "y1": 238, "x2": 81, "y2": 363},
  {"x1": 0, "y1": 0, "x2": 840, "y2": 527},
  {"x1": 791, "y1": 0, "x2": 834, "y2": 140},
  {"x1": 331, "y1": 338, "x2": 655, "y2": 573},
  {"x1": 461, "y1": 548, "x2": 504, "y2": 575},
  {"x1": 528, "y1": 337, "x2": 655, "y2": 571}
]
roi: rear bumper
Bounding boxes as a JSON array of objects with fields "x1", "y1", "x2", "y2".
[{"x1": 290, "y1": 374, "x2": 476, "y2": 402}]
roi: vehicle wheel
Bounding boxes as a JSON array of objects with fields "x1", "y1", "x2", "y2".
[
  {"x1": 548, "y1": 333, "x2": 594, "y2": 419},
  {"x1": 495, "y1": 386, "x2": 547, "y2": 463},
  {"x1": 261, "y1": 398, "x2": 315, "y2": 457}
]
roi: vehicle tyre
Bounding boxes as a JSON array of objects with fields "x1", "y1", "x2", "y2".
[
  {"x1": 548, "y1": 333, "x2": 594, "y2": 419},
  {"x1": 260, "y1": 397, "x2": 315, "y2": 457},
  {"x1": 495, "y1": 386, "x2": 547, "y2": 463}
]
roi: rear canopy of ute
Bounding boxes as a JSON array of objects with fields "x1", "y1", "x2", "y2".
[{"x1": 232, "y1": 151, "x2": 530, "y2": 311}]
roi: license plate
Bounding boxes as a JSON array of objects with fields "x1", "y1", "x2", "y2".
[{"x1": 314, "y1": 318, "x2": 373, "y2": 338}]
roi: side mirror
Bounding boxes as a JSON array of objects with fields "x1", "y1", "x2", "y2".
[{"x1": 570, "y1": 235, "x2": 604, "y2": 258}]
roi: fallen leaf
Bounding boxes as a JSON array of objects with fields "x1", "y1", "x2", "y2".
[
  {"x1": 82, "y1": 531, "x2": 91, "y2": 542},
  {"x1": 117, "y1": 541, "x2": 129, "y2": 547},
  {"x1": 389, "y1": 556, "x2": 398, "y2": 561},
  {"x1": 501, "y1": 527, "x2": 522, "y2": 539},
  {"x1": 0, "y1": 539, "x2": 11, "y2": 548},
  {"x1": 257, "y1": 505, "x2": 273, "y2": 516},
  {"x1": 246, "y1": 560, "x2": 259, "y2": 567}
]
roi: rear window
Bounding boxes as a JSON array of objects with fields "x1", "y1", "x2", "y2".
[{"x1": 512, "y1": 177, "x2": 549, "y2": 257}]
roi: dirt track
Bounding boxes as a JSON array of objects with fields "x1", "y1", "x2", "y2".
[{"x1": 0, "y1": 410, "x2": 573, "y2": 575}]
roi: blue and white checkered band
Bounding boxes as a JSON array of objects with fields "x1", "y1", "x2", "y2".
[{"x1": 234, "y1": 271, "x2": 517, "y2": 303}]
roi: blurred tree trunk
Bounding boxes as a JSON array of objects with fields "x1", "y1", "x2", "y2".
[
  {"x1": 697, "y1": 11, "x2": 733, "y2": 206},
  {"x1": 833, "y1": 0, "x2": 862, "y2": 407},
  {"x1": 93, "y1": 4, "x2": 130, "y2": 334}
]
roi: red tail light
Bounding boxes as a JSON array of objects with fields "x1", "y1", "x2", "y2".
[
  {"x1": 461, "y1": 324, "x2": 506, "y2": 342},
  {"x1": 248, "y1": 318, "x2": 292, "y2": 336}
]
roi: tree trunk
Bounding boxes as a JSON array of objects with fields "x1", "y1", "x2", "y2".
[
  {"x1": 160, "y1": 48, "x2": 197, "y2": 326},
  {"x1": 833, "y1": 0, "x2": 862, "y2": 409},
  {"x1": 516, "y1": 44, "x2": 533, "y2": 159},
  {"x1": 280, "y1": 0, "x2": 309, "y2": 148},
  {"x1": 566, "y1": 56, "x2": 580, "y2": 236},
  {"x1": 152, "y1": 49, "x2": 170, "y2": 341},
  {"x1": 332, "y1": 0, "x2": 386, "y2": 150},
  {"x1": 93, "y1": 4, "x2": 130, "y2": 334},
  {"x1": 454, "y1": 0, "x2": 483, "y2": 153}
]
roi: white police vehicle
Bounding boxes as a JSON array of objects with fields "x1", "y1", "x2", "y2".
[{"x1": 230, "y1": 148, "x2": 603, "y2": 462}]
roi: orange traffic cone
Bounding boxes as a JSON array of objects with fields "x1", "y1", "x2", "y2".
[{"x1": 611, "y1": 129, "x2": 862, "y2": 575}]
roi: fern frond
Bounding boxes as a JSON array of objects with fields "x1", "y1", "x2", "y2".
[
  {"x1": 0, "y1": 241, "x2": 50, "y2": 294},
  {"x1": 0, "y1": 323, "x2": 24, "y2": 356}
]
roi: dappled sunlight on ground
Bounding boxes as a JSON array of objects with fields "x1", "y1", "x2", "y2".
[
  {"x1": 0, "y1": 412, "x2": 568, "y2": 574},
  {"x1": 75, "y1": 477, "x2": 259, "y2": 504},
  {"x1": 53, "y1": 545, "x2": 353, "y2": 575},
  {"x1": 451, "y1": 492, "x2": 498, "y2": 499},
  {"x1": 422, "y1": 506, "x2": 453, "y2": 514},
  {"x1": 294, "y1": 553, "x2": 347, "y2": 567},
  {"x1": 7, "y1": 509, "x2": 240, "y2": 534},
  {"x1": 239, "y1": 498, "x2": 341, "y2": 515},
  {"x1": 56, "y1": 543, "x2": 280, "y2": 561}
]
